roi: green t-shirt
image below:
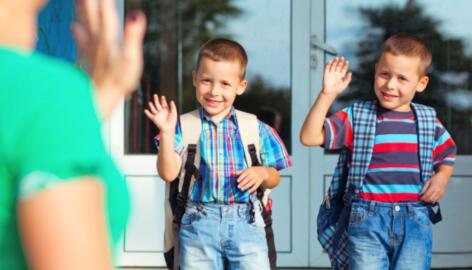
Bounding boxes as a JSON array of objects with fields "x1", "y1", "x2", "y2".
[{"x1": 0, "y1": 47, "x2": 130, "y2": 269}]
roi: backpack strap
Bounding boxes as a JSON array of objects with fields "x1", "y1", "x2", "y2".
[
  {"x1": 235, "y1": 110, "x2": 261, "y2": 166},
  {"x1": 411, "y1": 103, "x2": 436, "y2": 183},
  {"x1": 173, "y1": 109, "x2": 202, "y2": 224},
  {"x1": 411, "y1": 102, "x2": 442, "y2": 224},
  {"x1": 349, "y1": 101, "x2": 377, "y2": 194}
]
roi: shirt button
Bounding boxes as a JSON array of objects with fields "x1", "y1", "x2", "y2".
[{"x1": 394, "y1": 205, "x2": 401, "y2": 212}]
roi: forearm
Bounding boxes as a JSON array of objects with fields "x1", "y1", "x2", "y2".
[
  {"x1": 157, "y1": 131, "x2": 181, "y2": 181},
  {"x1": 262, "y1": 167, "x2": 280, "y2": 189},
  {"x1": 300, "y1": 92, "x2": 337, "y2": 146},
  {"x1": 435, "y1": 164, "x2": 454, "y2": 182}
]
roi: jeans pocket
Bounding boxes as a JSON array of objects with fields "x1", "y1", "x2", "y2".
[
  {"x1": 411, "y1": 207, "x2": 431, "y2": 228},
  {"x1": 348, "y1": 206, "x2": 367, "y2": 227},
  {"x1": 180, "y1": 207, "x2": 199, "y2": 227}
]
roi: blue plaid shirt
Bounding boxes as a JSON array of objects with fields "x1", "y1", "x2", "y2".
[{"x1": 157, "y1": 107, "x2": 291, "y2": 204}]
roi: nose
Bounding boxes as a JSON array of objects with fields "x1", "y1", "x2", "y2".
[
  {"x1": 209, "y1": 84, "x2": 220, "y2": 96},
  {"x1": 386, "y1": 77, "x2": 396, "y2": 90}
]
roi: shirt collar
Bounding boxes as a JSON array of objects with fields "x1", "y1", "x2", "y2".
[{"x1": 199, "y1": 106, "x2": 238, "y2": 125}]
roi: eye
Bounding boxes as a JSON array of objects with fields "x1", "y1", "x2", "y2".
[
  {"x1": 379, "y1": 72, "x2": 389, "y2": 78},
  {"x1": 201, "y1": 79, "x2": 211, "y2": 84},
  {"x1": 398, "y1": 76, "x2": 408, "y2": 82}
]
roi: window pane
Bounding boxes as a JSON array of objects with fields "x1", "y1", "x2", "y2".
[
  {"x1": 125, "y1": 0, "x2": 292, "y2": 154},
  {"x1": 326, "y1": 0, "x2": 472, "y2": 154}
]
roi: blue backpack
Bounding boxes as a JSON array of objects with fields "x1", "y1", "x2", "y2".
[{"x1": 316, "y1": 101, "x2": 442, "y2": 270}]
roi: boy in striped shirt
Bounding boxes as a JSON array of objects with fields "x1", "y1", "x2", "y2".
[
  {"x1": 146, "y1": 38, "x2": 291, "y2": 269},
  {"x1": 300, "y1": 34, "x2": 456, "y2": 269}
]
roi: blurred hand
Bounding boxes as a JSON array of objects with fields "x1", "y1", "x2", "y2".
[
  {"x1": 237, "y1": 166, "x2": 269, "y2": 194},
  {"x1": 144, "y1": 94, "x2": 178, "y2": 134},
  {"x1": 73, "y1": 0, "x2": 146, "y2": 119},
  {"x1": 322, "y1": 56, "x2": 352, "y2": 97}
]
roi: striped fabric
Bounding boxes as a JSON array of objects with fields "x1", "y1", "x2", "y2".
[
  {"x1": 156, "y1": 107, "x2": 291, "y2": 204},
  {"x1": 324, "y1": 103, "x2": 456, "y2": 202},
  {"x1": 317, "y1": 100, "x2": 452, "y2": 270}
]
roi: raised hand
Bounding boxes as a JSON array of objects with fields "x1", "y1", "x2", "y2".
[
  {"x1": 73, "y1": 0, "x2": 147, "y2": 119},
  {"x1": 144, "y1": 94, "x2": 178, "y2": 133},
  {"x1": 322, "y1": 57, "x2": 352, "y2": 97}
]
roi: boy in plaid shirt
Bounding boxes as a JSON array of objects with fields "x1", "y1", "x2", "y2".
[
  {"x1": 145, "y1": 38, "x2": 291, "y2": 269},
  {"x1": 300, "y1": 34, "x2": 456, "y2": 269}
]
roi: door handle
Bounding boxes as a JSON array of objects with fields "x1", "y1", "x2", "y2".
[
  {"x1": 310, "y1": 35, "x2": 338, "y2": 55},
  {"x1": 310, "y1": 35, "x2": 338, "y2": 69}
]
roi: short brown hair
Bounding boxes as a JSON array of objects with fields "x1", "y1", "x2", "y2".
[
  {"x1": 381, "y1": 33, "x2": 432, "y2": 76},
  {"x1": 196, "y1": 38, "x2": 248, "y2": 79}
]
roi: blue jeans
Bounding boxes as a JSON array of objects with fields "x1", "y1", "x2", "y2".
[
  {"x1": 347, "y1": 199, "x2": 432, "y2": 270},
  {"x1": 179, "y1": 200, "x2": 270, "y2": 270}
]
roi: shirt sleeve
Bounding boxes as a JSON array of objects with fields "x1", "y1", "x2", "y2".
[
  {"x1": 16, "y1": 67, "x2": 115, "y2": 199},
  {"x1": 323, "y1": 106, "x2": 353, "y2": 150},
  {"x1": 153, "y1": 121, "x2": 185, "y2": 157},
  {"x1": 433, "y1": 119, "x2": 457, "y2": 169},
  {"x1": 258, "y1": 121, "x2": 292, "y2": 170}
]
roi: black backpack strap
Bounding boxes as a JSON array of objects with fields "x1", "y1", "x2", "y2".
[{"x1": 173, "y1": 144, "x2": 199, "y2": 225}]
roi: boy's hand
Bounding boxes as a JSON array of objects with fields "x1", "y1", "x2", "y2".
[
  {"x1": 144, "y1": 94, "x2": 178, "y2": 133},
  {"x1": 322, "y1": 57, "x2": 352, "y2": 97},
  {"x1": 236, "y1": 167, "x2": 269, "y2": 194},
  {"x1": 420, "y1": 172, "x2": 449, "y2": 203}
]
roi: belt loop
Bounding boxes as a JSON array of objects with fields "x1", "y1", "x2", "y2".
[
  {"x1": 406, "y1": 204, "x2": 413, "y2": 217},
  {"x1": 368, "y1": 200, "x2": 376, "y2": 215}
]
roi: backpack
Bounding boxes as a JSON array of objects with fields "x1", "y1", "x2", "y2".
[
  {"x1": 163, "y1": 109, "x2": 277, "y2": 270},
  {"x1": 316, "y1": 101, "x2": 442, "y2": 270}
]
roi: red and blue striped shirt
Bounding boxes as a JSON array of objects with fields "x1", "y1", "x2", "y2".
[{"x1": 324, "y1": 106, "x2": 456, "y2": 202}]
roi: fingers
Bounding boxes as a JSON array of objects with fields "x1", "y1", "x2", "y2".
[
  {"x1": 420, "y1": 180, "x2": 431, "y2": 195},
  {"x1": 71, "y1": 23, "x2": 92, "y2": 59},
  {"x1": 100, "y1": 0, "x2": 119, "y2": 45},
  {"x1": 161, "y1": 95, "x2": 169, "y2": 110},
  {"x1": 75, "y1": 0, "x2": 99, "y2": 39},
  {"x1": 420, "y1": 182, "x2": 444, "y2": 203},
  {"x1": 153, "y1": 94, "x2": 163, "y2": 110},
  {"x1": 325, "y1": 57, "x2": 349, "y2": 75},
  {"x1": 144, "y1": 109, "x2": 154, "y2": 120},
  {"x1": 123, "y1": 10, "x2": 146, "y2": 65},
  {"x1": 169, "y1": 100, "x2": 177, "y2": 115}
]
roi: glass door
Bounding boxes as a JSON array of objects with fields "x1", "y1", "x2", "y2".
[{"x1": 110, "y1": 0, "x2": 313, "y2": 267}]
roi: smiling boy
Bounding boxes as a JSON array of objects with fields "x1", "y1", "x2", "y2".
[
  {"x1": 145, "y1": 38, "x2": 291, "y2": 269},
  {"x1": 300, "y1": 34, "x2": 457, "y2": 269}
]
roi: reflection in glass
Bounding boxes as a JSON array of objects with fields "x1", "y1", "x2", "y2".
[
  {"x1": 124, "y1": 0, "x2": 292, "y2": 154},
  {"x1": 327, "y1": 0, "x2": 472, "y2": 154}
]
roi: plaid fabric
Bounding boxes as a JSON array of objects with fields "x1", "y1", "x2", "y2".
[
  {"x1": 317, "y1": 101, "x2": 436, "y2": 270},
  {"x1": 412, "y1": 103, "x2": 436, "y2": 182},
  {"x1": 168, "y1": 107, "x2": 291, "y2": 204}
]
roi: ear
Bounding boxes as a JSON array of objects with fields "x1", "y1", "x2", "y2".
[
  {"x1": 192, "y1": 70, "x2": 197, "y2": 88},
  {"x1": 236, "y1": 79, "x2": 248, "y2": 95},
  {"x1": 416, "y1": 75, "x2": 429, "y2": 93}
]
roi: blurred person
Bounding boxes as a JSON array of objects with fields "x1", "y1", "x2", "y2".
[{"x1": 0, "y1": 0, "x2": 146, "y2": 269}]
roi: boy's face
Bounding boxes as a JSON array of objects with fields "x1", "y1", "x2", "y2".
[
  {"x1": 192, "y1": 57, "x2": 247, "y2": 121},
  {"x1": 374, "y1": 52, "x2": 429, "y2": 112}
]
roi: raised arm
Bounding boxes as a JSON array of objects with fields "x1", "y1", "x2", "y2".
[
  {"x1": 300, "y1": 57, "x2": 352, "y2": 146},
  {"x1": 145, "y1": 94, "x2": 182, "y2": 181},
  {"x1": 73, "y1": 0, "x2": 146, "y2": 120}
]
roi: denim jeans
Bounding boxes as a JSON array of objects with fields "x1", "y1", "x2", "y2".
[
  {"x1": 347, "y1": 199, "x2": 432, "y2": 270},
  {"x1": 179, "y1": 200, "x2": 270, "y2": 270}
]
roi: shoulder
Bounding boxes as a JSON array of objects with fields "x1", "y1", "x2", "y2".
[
  {"x1": 411, "y1": 102, "x2": 437, "y2": 117},
  {"x1": 2, "y1": 50, "x2": 94, "y2": 111}
]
